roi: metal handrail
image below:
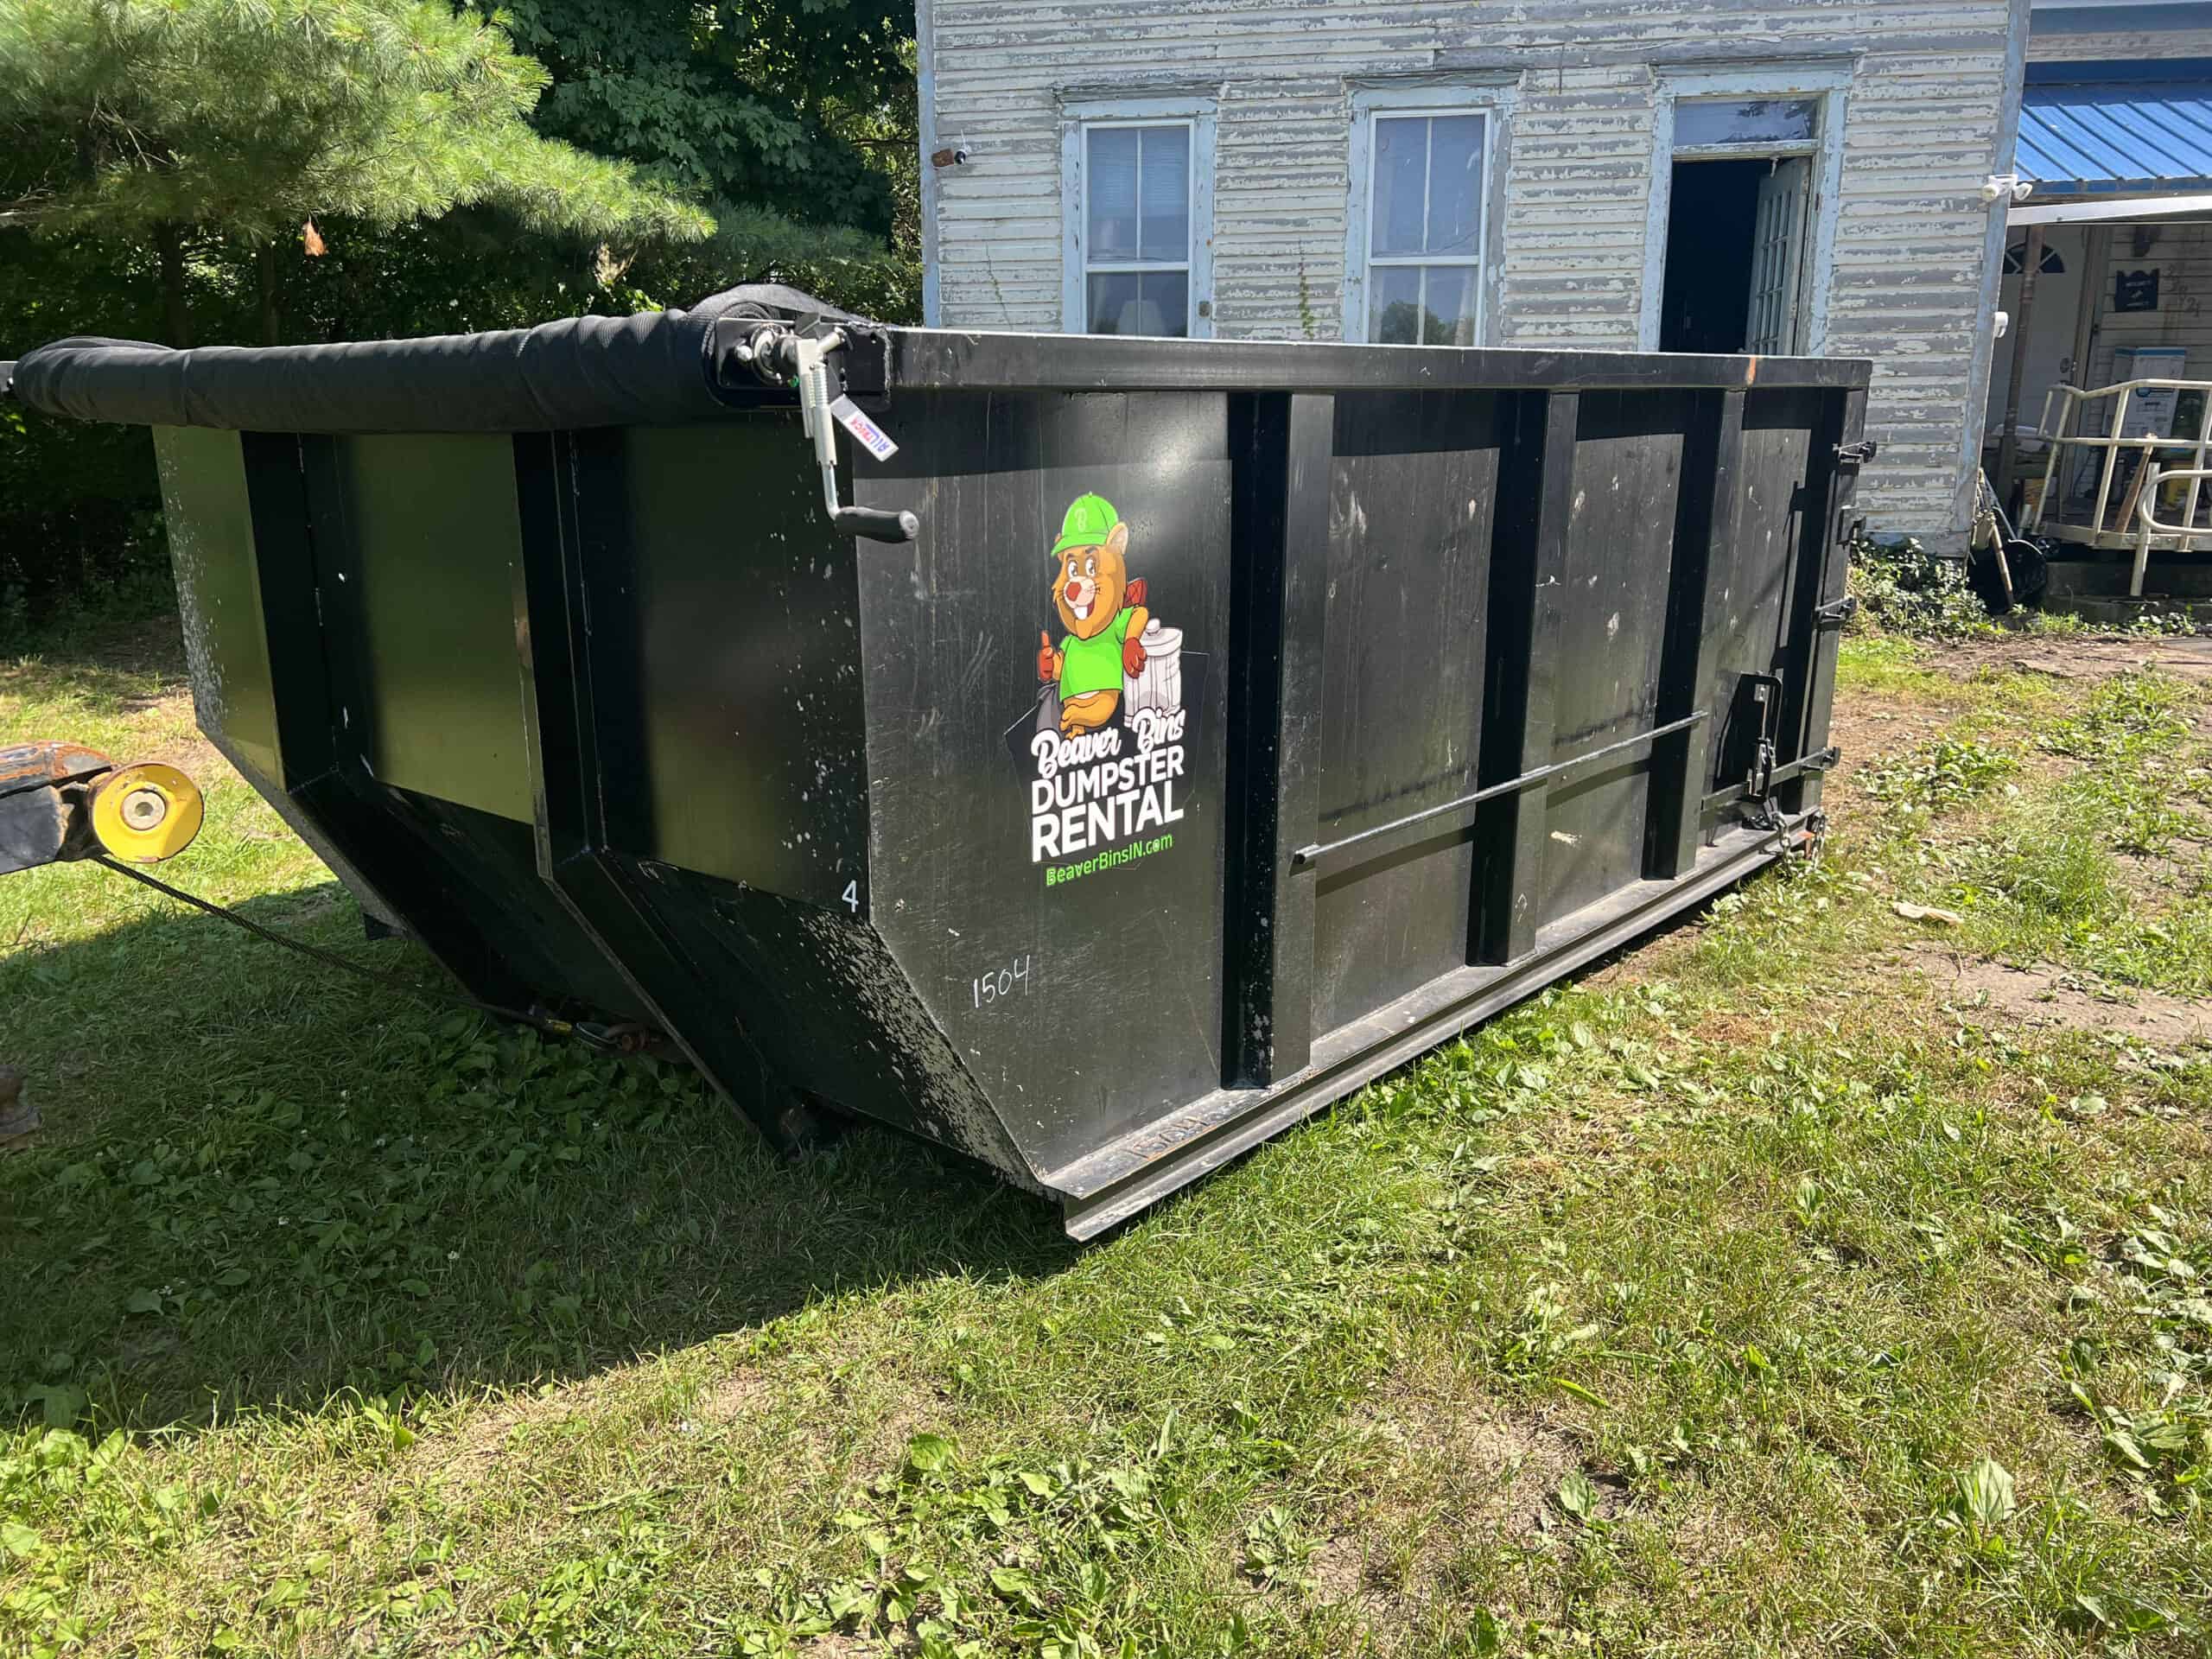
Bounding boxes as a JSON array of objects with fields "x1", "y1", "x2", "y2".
[
  {"x1": 2031, "y1": 378, "x2": 2212, "y2": 594},
  {"x1": 2134, "y1": 463, "x2": 2212, "y2": 596}
]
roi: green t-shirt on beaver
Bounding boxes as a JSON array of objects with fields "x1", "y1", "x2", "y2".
[{"x1": 1058, "y1": 609, "x2": 1131, "y2": 698}]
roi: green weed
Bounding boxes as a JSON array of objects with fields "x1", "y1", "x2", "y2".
[{"x1": 1859, "y1": 734, "x2": 2019, "y2": 818}]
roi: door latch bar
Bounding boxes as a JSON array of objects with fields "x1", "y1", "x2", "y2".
[
  {"x1": 1290, "y1": 709, "x2": 1708, "y2": 874},
  {"x1": 1814, "y1": 594, "x2": 1859, "y2": 628},
  {"x1": 1701, "y1": 746, "x2": 1840, "y2": 813}
]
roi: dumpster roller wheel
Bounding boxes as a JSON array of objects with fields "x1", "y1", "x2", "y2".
[{"x1": 90, "y1": 763, "x2": 204, "y2": 864}]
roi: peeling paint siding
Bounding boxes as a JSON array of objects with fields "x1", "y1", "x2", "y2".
[
  {"x1": 927, "y1": 0, "x2": 2018, "y2": 534},
  {"x1": 2028, "y1": 27, "x2": 2212, "y2": 60},
  {"x1": 1827, "y1": 46, "x2": 2015, "y2": 531},
  {"x1": 1493, "y1": 65, "x2": 1653, "y2": 352}
]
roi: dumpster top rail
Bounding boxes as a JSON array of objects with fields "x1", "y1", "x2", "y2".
[
  {"x1": 886, "y1": 328, "x2": 1869, "y2": 396},
  {"x1": 5, "y1": 286, "x2": 1869, "y2": 437},
  {"x1": 1, "y1": 283, "x2": 851, "y2": 435}
]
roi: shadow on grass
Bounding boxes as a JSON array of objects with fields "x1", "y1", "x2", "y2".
[
  {"x1": 1, "y1": 614, "x2": 189, "y2": 715},
  {"x1": 1, "y1": 878, "x2": 1078, "y2": 1435}
]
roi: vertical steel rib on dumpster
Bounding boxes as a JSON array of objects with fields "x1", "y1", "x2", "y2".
[{"x1": 1223, "y1": 391, "x2": 1332, "y2": 1087}]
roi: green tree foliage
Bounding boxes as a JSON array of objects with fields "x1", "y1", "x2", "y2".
[
  {"x1": 0, "y1": 0, "x2": 711, "y2": 241},
  {"x1": 0, "y1": 0, "x2": 711, "y2": 342},
  {"x1": 0, "y1": 0, "x2": 921, "y2": 635},
  {"x1": 504, "y1": 0, "x2": 909, "y2": 219},
  {"x1": 495, "y1": 0, "x2": 918, "y2": 293}
]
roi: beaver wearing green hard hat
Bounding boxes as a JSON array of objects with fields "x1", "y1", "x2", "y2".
[{"x1": 1038, "y1": 493, "x2": 1150, "y2": 735}]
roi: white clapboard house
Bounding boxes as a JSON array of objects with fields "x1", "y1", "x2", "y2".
[{"x1": 914, "y1": 0, "x2": 2057, "y2": 545}]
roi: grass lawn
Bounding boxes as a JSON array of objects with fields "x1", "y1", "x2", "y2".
[{"x1": 4, "y1": 621, "x2": 2211, "y2": 1656}]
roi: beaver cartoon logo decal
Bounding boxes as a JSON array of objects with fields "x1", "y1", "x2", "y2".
[{"x1": 1006, "y1": 493, "x2": 1205, "y2": 886}]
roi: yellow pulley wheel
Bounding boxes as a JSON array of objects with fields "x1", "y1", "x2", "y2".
[{"x1": 90, "y1": 763, "x2": 204, "y2": 863}]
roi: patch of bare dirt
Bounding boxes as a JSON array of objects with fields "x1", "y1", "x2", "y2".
[
  {"x1": 1829, "y1": 700, "x2": 1966, "y2": 761},
  {"x1": 2113, "y1": 847, "x2": 2211, "y2": 905},
  {"x1": 1908, "y1": 944, "x2": 2212, "y2": 1046},
  {"x1": 802, "y1": 1634, "x2": 887, "y2": 1657},
  {"x1": 1303, "y1": 1369, "x2": 1608, "y2": 1636},
  {"x1": 432, "y1": 1389, "x2": 569, "y2": 1491},
  {"x1": 698, "y1": 1366, "x2": 773, "y2": 1422},
  {"x1": 1937, "y1": 633, "x2": 2212, "y2": 683}
]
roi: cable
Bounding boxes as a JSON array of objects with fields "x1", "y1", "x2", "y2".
[{"x1": 90, "y1": 854, "x2": 616, "y2": 1050}]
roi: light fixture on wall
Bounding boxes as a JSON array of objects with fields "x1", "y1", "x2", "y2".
[{"x1": 1980, "y1": 174, "x2": 2033, "y2": 204}]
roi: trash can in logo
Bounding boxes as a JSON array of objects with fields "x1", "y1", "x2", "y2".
[{"x1": 1122, "y1": 618, "x2": 1184, "y2": 717}]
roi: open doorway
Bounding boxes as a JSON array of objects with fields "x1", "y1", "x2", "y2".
[{"x1": 1658, "y1": 155, "x2": 1813, "y2": 353}]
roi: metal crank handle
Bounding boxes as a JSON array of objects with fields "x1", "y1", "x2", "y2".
[{"x1": 834, "y1": 505, "x2": 919, "y2": 543}]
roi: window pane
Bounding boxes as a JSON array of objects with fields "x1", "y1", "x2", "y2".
[
  {"x1": 1138, "y1": 270, "x2": 1189, "y2": 337},
  {"x1": 1371, "y1": 117, "x2": 1429, "y2": 257},
  {"x1": 1138, "y1": 126, "x2": 1190, "y2": 262},
  {"x1": 1673, "y1": 97, "x2": 1819, "y2": 149},
  {"x1": 1089, "y1": 269, "x2": 1187, "y2": 335},
  {"x1": 1371, "y1": 265, "x2": 1424, "y2": 344},
  {"x1": 1370, "y1": 266, "x2": 1478, "y2": 346},
  {"x1": 1088, "y1": 270, "x2": 1138, "y2": 334},
  {"x1": 1087, "y1": 127, "x2": 1140, "y2": 261},
  {"x1": 1421, "y1": 265, "x2": 1478, "y2": 345},
  {"x1": 1426, "y1": 115, "x2": 1484, "y2": 257}
]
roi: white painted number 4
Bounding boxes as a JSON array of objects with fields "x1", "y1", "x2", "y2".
[{"x1": 842, "y1": 880, "x2": 860, "y2": 914}]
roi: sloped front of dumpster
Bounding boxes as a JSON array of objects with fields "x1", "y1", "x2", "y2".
[{"x1": 6, "y1": 294, "x2": 1869, "y2": 1236}]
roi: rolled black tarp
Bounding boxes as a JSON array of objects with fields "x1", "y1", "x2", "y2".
[{"x1": 3, "y1": 284, "x2": 847, "y2": 435}]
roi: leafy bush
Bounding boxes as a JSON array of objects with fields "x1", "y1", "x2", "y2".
[{"x1": 1847, "y1": 534, "x2": 1991, "y2": 639}]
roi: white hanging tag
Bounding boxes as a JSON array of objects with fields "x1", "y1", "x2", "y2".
[{"x1": 829, "y1": 394, "x2": 899, "y2": 461}]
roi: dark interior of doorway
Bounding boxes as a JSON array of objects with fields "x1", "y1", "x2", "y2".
[{"x1": 1658, "y1": 158, "x2": 1768, "y2": 354}]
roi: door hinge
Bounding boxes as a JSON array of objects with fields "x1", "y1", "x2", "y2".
[
  {"x1": 1835, "y1": 439, "x2": 1878, "y2": 465},
  {"x1": 1815, "y1": 594, "x2": 1859, "y2": 628}
]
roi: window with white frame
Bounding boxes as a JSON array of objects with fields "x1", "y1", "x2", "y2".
[
  {"x1": 1078, "y1": 121, "x2": 1193, "y2": 337},
  {"x1": 1357, "y1": 110, "x2": 1490, "y2": 346}
]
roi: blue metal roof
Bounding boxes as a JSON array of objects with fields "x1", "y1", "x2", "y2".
[{"x1": 2019, "y1": 60, "x2": 2212, "y2": 194}]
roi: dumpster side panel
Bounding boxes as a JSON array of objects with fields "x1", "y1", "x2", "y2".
[
  {"x1": 858, "y1": 392, "x2": 1235, "y2": 1176},
  {"x1": 1702, "y1": 389, "x2": 1831, "y2": 820},
  {"x1": 619, "y1": 426, "x2": 868, "y2": 909},
  {"x1": 1729, "y1": 392, "x2": 1821, "y2": 677},
  {"x1": 1313, "y1": 391, "x2": 1500, "y2": 1033},
  {"x1": 315, "y1": 435, "x2": 536, "y2": 825},
  {"x1": 162, "y1": 428, "x2": 646, "y2": 1019},
  {"x1": 620, "y1": 868, "x2": 1038, "y2": 1183},
  {"x1": 153, "y1": 427, "x2": 283, "y2": 783},
  {"x1": 1540, "y1": 392, "x2": 1691, "y2": 926},
  {"x1": 150, "y1": 426, "x2": 404, "y2": 938},
  {"x1": 512, "y1": 420, "x2": 1023, "y2": 1174}
]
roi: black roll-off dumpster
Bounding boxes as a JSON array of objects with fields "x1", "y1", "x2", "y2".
[{"x1": 4, "y1": 289, "x2": 1869, "y2": 1236}]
